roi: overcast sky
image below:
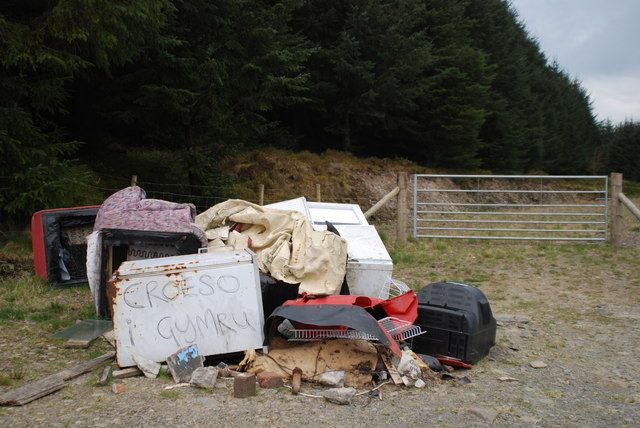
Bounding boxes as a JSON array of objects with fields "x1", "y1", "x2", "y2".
[{"x1": 510, "y1": 0, "x2": 640, "y2": 124}]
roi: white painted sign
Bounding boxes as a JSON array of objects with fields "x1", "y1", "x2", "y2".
[{"x1": 111, "y1": 250, "x2": 264, "y2": 367}]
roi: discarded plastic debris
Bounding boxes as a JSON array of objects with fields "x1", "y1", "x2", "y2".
[
  {"x1": 414, "y1": 379, "x2": 426, "y2": 388},
  {"x1": 435, "y1": 355, "x2": 473, "y2": 370},
  {"x1": 133, "y1": 354, "x2": 161, "y2": 379},
  {"x1": 31, "y1": 206, "x2": 99, "y2": 285},
  {"x1": 321, "y1": 387, "x2": 357, "y2": 405},
  {"x1": 413, "y1": 281, "x2": 496, "y2": 364},
  {"x1": 397, "y1": 350, "x2": 421, "y2": 382},
  {"x1": 166, "y1": 345, "x2": 204, "y2": 383},
  {"x1": 233, "y1": 373, "x2": 256, "y2": 398},
  {"x1": 267, "y1": 291, "x2": 423, "y2": 357},
  {"x1": 190, "y1": 367, "x2": 218, "y2": 389},
  {"x1": 318, "y1": 371, "x2": 345, "y2": 387},
  {"x1": 418, "y1": 354, "x2": 443, "y2": 372},
  {"x1": 53, "y1": 319, "x2": 113, "y2": 348}
]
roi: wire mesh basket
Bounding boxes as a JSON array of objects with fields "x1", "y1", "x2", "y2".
[
  {"x1": 288, "y1": 316, "x2": 425, "y2": 342},
  {"x1": 288, "y1": 329, "x2": 377, "y2": 341},
  {"x1": 378, "y1": 277, "x2": 411, "y2": 299}
]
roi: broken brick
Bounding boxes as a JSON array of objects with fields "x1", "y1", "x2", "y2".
[
  {"x1": 256, "y1": 371, "x2": 284, "y2": 389},
  {"x1": 233, "y1": 373, "x2": 256, "y2": 398}
]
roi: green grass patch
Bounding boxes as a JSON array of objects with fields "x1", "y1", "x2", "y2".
[
  {"x1": 389, "y1": 247, "x2": 420, "y2": 265},
  {"x1": 0, "y1": 373, "x2": 12, "y2": 386},
  {"x1": 0, "y1": 305, "x2": 27, "y2": 320},
  {"x1": 0, "y1": 229, "x2": 32, "y2": 258},
  {"x1": 0, "y1": 273, "x2": 99, "y2": 333},
  {"x1": 160, "y1": 390, "x2": 181, "y2": 399}
]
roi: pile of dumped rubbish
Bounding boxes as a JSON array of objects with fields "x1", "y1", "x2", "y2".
[{"x1": 1, "y1": 187, "x2": 497, "y2": 406}]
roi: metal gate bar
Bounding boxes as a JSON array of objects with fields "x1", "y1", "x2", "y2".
[{"x1": 412, "y1": 174, "x2": 608, "y2": 241}]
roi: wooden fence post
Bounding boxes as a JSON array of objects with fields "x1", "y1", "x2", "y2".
[
  {"x1": 259, "y1": 184, "x2": 265, "y2": 206},
  {"x1": 396, "y1": 172, "x2": 408, "y2": 245},
  {"x1": 610, "y1": 172, "x2": 623, "y2": 245},
  {"x1": 130, "y1": 175, "x2": 137, "y2": 187},
  {"x1": 316, "y1": 184, "x2": 321, "y2": 202}
]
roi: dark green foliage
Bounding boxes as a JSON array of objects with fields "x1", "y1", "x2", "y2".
[
  {"x1": 286, "y1": 0, "x2": 491, "y2": 167},
  {"x1": 1, "y1": 0, "x2": 630, "y2": 225},
  {"x1": 0, "y1": 0, "x2": 171, "y2": 221},
  {"x1": 608, "y1": 121, "x2": 640, "y2": 181}
]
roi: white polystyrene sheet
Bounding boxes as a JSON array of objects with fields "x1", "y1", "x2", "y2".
[
  {"x1": 265, "y1": 197, "x2": 311, "y2": 218},
  {"x1": 307, "y1": 202, "x2": 368, "y2": 230},
  {"x1": 334, "y1": 225, "x2": 391, "y2": 262},
  {"x1": 111, "y1": 250, "x2": 264, "y2": 367}
]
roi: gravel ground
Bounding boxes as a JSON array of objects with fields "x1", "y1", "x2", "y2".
[{"x1": 1, "y1": 239, "x2": 639, "y2": 427}]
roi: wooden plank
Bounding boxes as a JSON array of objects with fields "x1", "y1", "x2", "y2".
[
  {"x1": 259, "y1": 184, "x2": 265, "y2": 206},
  {"x1": 0, "y1": 375, "x2": 65, "y2": 406},
  {"x1": 112, "y1": 367, "x2": 142, "y2": 380},
  {"x1": 375, "y1": 345, "x2": 403, "y2": 385},
  {"x1": 102, "y1": 330, "x2": 115, "y2": 347},
  {"x1": 611, "y1": 172, "x2": 623, "y2": 245},
  {"x1": 63, "y1": 339, "x2": 92, "y2": 349},
  {"x1": 364, "y1": 187, "x2": 399, "y2": 219},
  {"x1": 620, "y1": 192, "x2": 640, "y2": 221},
  {"x1": 0, "y1": 351, "x2": 115, "y2": 406},
  {"x1": 58, "y1": 351, "x2": 115, "y2": 381},
  {"x1": 396, "y1": 172, "x2": 408, "y2": 245}
]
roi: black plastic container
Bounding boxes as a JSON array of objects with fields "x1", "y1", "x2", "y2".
[{"x1": 412, "y1": 281, "x2": 496, "y2": 363}]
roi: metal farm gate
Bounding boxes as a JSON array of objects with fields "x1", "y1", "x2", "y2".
[{"x1": 412, "y1": 175, "x2": 608, "y2": 241}]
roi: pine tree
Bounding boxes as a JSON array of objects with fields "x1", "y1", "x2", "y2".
[{"x1": 0, "y1": 0, "x2": 171, "y2": 221}]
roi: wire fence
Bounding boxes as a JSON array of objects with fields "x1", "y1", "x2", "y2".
[{"x1": 70, "y1": 174, "x2": 382, "y2": 213}]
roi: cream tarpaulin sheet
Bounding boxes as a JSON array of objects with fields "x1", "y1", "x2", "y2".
[{"x1": 196, "y1": 199, "x2": 347, "y2": 296}]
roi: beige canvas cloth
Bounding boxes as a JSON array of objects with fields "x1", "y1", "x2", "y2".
[{"x1": 196, "y1": 199, "x2": 347, "y2": 295}]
